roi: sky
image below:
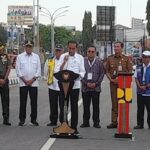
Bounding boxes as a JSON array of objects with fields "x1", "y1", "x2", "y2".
[{"x1": 0, "y1": 0, "x2": 148, "y2": 31}]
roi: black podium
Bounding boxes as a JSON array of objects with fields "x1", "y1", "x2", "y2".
[{"x1": 50, "y1": 70, "x2": 80, "y2": 139}]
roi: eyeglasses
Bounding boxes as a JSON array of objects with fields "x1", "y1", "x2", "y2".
[
  {"x1": 55, "y1": 50, "x2": 62, "y2": 52},
  {"x1": 87, "y1": 51, "x2": 95, "y2": 53},
  {"x1": 26, "y1": 45, "x2": 33, "y2": 48}
]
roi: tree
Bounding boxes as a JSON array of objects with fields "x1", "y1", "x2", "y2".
[
  {"x1": 24, "y1": 27, "x2": 34, "y2": 42},
  {"x1": 73, "y1": 31, "x2": 82, "y2": 44},
  {"x1": 0, "y1": 25, "x2": 7, "y2": 44},
  {"x1": 92, "y1": 24, "x2": 96, "y2": 40},
  {"x1": 24, "y1": 24, "x2": 81, "y2": 52},
  {"x1": 39, "y1": 24, "x2": 77, "y2": 52},
  {"x1": 39, "y1": 24, "x2": 51, "y2": 51},
  {"x1": 146, "y1": 0, "x2": 150, "y2": 36},
  {"x1": 54, "y1": 26, "x2": 73, "y2": 48},
  {"x1": 82, "y1": 11, "x2": 93, "y2": 55}
]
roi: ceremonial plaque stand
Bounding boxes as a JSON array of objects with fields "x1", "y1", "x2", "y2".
[
  {"x1": 115, "y1": 72, "x2": 133, "y2": 138},
  {"x1": 50, "y1": 70, "x2": 80, "y2": 139}
]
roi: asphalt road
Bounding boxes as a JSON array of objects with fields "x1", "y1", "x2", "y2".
[{"x1": 0, "y1": 77, "x2": 150, "y2": 150}]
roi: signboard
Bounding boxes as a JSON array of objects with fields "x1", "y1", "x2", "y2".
[
  {"x1": 7, "y1": 5, "x2": 33, "y2": 25},
  {"x1": 132, "y1": 18, "x2": 144, "y2": 30},
  {"x1": 96, "y1": 6, "x2": 115, "y2": 42}
]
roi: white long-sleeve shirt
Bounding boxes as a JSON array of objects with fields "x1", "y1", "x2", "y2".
[
  {"x1": 16, "y1": 52, "x2": 41, "y2": 87},
  {"x1": 44, "y1": 57, "x2": 60, "y2": 91},
  {"x1": 56, "y1": 52, "x2": 85, "y2": 89}
]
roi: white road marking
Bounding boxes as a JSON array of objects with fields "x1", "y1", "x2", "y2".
[
  {"x1": 40, "y1": 98, "x2": 83, "y2": 150},
  {"x1": 40, "y1": 138, "x2": 56, "y2": 150}
]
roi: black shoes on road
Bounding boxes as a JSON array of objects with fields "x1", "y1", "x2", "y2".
[
  {"x1": 80, "y1": 123, "x2": 90, "y2": 128},
  {"x1": 47, "y1": 122, "x2": 57, "y2": 126},
  {"x1": 18, "y1": 121, "x2": 25, "y2": 126},
  {"x1": 134, "y1": 125, "x2": 144, "y2": 129},
  {"x1": 30, "y1": 121, "x2": 39, "y2": 126},
  {"x1": 93, "y1": 123, "x2": 101, "y2": 128},
  {"x1": 3, "y1": 121, "x2": 11, "y2": 126},
  {"x1": 80, "y1": 123, "x2": 101, "y2": 128},
  {"x1": 107, "y1": 123, "x2": 117, "y2": 129},
  {"x1": 18, "y1": 121, "x2": 39, "y2": 126}
]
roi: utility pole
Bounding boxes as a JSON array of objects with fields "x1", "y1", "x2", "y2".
[
  {"x1": 51, "y1": 19, "x2": 54, "y2": 54},
  {"x1": 124, "y1": 29, "x2": 127, "y2": 54},
  {"x1": 33, "y1": 0, "x2": 35, "y2": 45},
  {"x1": 143, "y1": 26, "x2": 146, "y2": 51},
  {"x1": 37, "y1": 0, "x2": 39, "y2": 52},
  {"x1": 33, "y1": 0, "x2": 40, "y2": 54},
  {"x1": 142, "y1": 20, "x2": 147, "y2": 52}
]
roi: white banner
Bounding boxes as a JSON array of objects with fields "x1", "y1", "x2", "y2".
[{"x1": 7, "y1": 5, "x2": 33, "y2": 25}]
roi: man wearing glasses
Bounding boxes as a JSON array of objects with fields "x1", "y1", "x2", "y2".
[
  {"x1": 134, "y1": 51, "x2": 150, "y2": 129},
  {"x1": 80, "y1": 46, "x2": 104, "y2": 128}
]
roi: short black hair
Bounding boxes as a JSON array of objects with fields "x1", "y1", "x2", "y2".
[
  {"x1": 114, "y1": 41, "x2": 124, "y2": 48},
  {"x1": 67, "y1": 40, "x2": 78, "y2": 48},
  {"x1": 87, "y1": 45, "x2": 96, "y2": 51}
]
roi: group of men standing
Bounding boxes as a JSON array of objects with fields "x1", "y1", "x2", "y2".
[
  {"x1": 44, "y1": 41, "x2": 131, "y2": 134},
  {"x1": 0, "y1": 40, "x2": 150, "y2": 135},
  {"x1": 44, "y1": 40, "x2": 150, "y2": 134}
]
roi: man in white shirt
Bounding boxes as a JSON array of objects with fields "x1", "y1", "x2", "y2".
[
  {"x1": 16, "y1": 41, "x2": 41, "y2": 126},
  {"x1": 57, "y1": 40, "x2": 85, "y2": 133},
  {"x1": 44, "y1": 45, "x2": 64, "y2": 126},
  {"x1": 134, "y1": 51, "x2": 150, "y2": 129}
]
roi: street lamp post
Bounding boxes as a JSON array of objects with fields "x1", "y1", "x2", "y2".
[
  {"x1": 124, "y1": 29, "x2": 127, "y2": 54},
  {"x1": 51, "y1": 19, "x2": 54, "y2": 54},
  {"x1": 39, "y1": 6, "x2": 69, "y2": 54},
  {"x1": 33, "y1": 0, "x2": 40, "y2": 54},
  {"x1": 143, "y1": 26, "x2": 146, "y2": 51},
  {"x1": 142, "y1": 20, "x2": 147, "y2": 52},
  {"x1": 36, "y1": 0, "x2": 40, "y2": 52}
]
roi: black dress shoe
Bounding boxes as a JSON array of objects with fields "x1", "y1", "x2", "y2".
[
  {"x1": 30, "y1": 121, "x2": 39, "y2": 126},
  {"x1": 3, "y1": 121, "x2": 11, "y2": 126},
  {"x1": 107, "y1": 123, "x2": 117, "y2": 129},
  {"x1": 93, "y1": 124, "x2": 101, "y2": 128},
  {"x1": 80, "y1": 123, "x2": 90, "y2": 128},
  {"x1": 134, "y1": 125, "x2": 143, "y2": 129},
  {"x1": 18, "y1": 121, "x2": 25, "y2": 126},
  {"x1": 47, "y1": 122, "x2": 57, "y2": 126},
  {"x1": 74, "y1": 129, "x2": 80, "y2": 135}
]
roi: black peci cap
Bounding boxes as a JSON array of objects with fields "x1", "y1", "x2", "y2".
[
  {"x1": 25, "y1": 40, "x2": 34, "y2": 46},
  {"x1": 55, "y1": 44, "x2": 63, "y2": 51}
]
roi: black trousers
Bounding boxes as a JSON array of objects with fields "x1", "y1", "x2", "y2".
[
  {"x1": 69, "y1": 89, "x2": 79, "y2": 129},
  {"x1": 82, "y1": 91, "x2": 100, "y2": 125},
  {"x1": 49, "y1": 89, "x2": 64, "y2": 124},
  {"x1": 137, "y1": 94, "x2": 150, "y2": 127},
  {"x1": 0, "y1": 83, "x2": 10, "y2": 121},
  {"x1": 19, "y1": 86, "x2": 38, "y2": 122}
]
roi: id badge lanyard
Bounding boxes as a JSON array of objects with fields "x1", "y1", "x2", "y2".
[{"x1": 87, "y1": 58, "x2": 96, "y2": 80}]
